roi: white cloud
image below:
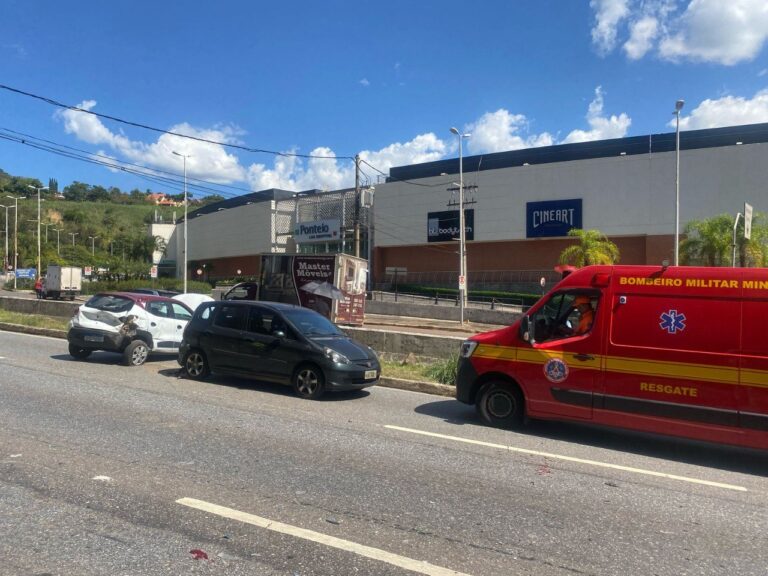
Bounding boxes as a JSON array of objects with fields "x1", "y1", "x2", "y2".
[
  {"x1": 590, "y1": 0, "x2": 631, "y2": 55},
  {"x1": 359, "y1": 78, "x2": 370, "y2": 87},
  {"x1": 56, "y1": 90, "x2": 632, "y2": 194},
  {"x1": 56, "y1": 101, "x2": 247, "y2": 183},
  {"x1": 465, "y1": 110, "x2": 554, "y2": 154},
  {"x1": 671, "y1": 89, "x2": 768, "y2": 129},
  {"x1": 660, "y1": 0, "x2": 768, "y2": 65},
  {"x1": 562, "y1": 86, "x2": 632, "y2": 143},
  {"x1": 592, "y1": 0, "x2": 768, "y2": 65},
  {"x1": 246, "y1": 135, "x2": 447, "y2": 191},
  {"x1": 623, "y1": 15, "x2": 659, "y2": 59}
]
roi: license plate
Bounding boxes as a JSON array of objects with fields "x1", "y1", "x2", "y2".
[
  {"x1": 84, "y1": 335, "x2": 104, "y2": 343},
  {"x1": 364, "y1": 370, "x2": 377, "y2": 379}
]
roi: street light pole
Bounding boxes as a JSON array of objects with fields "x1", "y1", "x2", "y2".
[
  {"x1": 69, "y1": 232, "x2": 79, "y2": 246},
  {"x1": 6, "y1": 195, "x2": 21, "y2": 289},
  {"x1": 450, "y1": 127, "x2": 471, "y2": 324},
  {"x1": 673, "y1": 99, "x2": 684, "y2": 266},
  {"x1": 88, "y1": 235, "x2": 99, "y2": 255},
  {"x1": 54, "y1": 229, "x2": 63, "y2": 255},
  {"x1": 0, "y1": 204, "x2": 9, "y2": 274},
  {"x1": 27, "y1": 185, "x2": 48, "y2": 278},
  {"x1": 173, "y1": 151, "x2": 191, "y2": 293}
]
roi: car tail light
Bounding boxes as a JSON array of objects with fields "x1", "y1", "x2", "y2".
[{"x1": 72, "y1": 306, "x2": 80, "y2": 317}]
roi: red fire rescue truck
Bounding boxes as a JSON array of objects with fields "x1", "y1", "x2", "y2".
[{"x1": 456, "y1": 265, "x2": 768, "y2": 450}]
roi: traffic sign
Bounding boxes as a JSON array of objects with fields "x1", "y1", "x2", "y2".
[
  {"x1": 458, "y1": 275, "x2": 466, "y2": 290},
  {"x1": 150, "y1": 265, "x2": 158, "y2": 279},
  {"x1": 15, "y1": 268, "x2": 36, "y2": 279}
]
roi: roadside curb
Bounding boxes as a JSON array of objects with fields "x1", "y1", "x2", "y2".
[
  {"x1": 0, "y1": 323, "x2": 455, "y2": 398},
  {"x1": 0, "y1": 322, "x2": 67, "y2": 340}
]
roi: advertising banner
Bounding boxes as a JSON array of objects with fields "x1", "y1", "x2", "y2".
[
  {"x1": 427, "y1": 209, "x2": 475, "y2": 243},
  {"x1": 526, "y1": 199, "x2": 582, "y2": 238}
]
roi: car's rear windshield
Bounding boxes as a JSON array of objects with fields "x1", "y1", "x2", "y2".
[{"x1": 85, "y1": 294, "x2": 135, "y2": 313}]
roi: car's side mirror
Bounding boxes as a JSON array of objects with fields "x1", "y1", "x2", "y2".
[
  {"x1": 272, "y1": 330, "x2": 286, "y2": 339},
  {"x1": 520, "y1": 315, "x2": 535, "y2": 344}
]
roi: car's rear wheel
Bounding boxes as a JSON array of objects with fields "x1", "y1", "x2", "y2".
[
  {"x1": 184, "y1": 349, "x2": 210, "y2": 380},
  {"x1": 292, "y1": 364, "x2": 325, "y2": 399},
  {"x1": 477, "y1": 381, "x2": 525, "y2": 429},
  {"x1": 123, "y1": 340, "x2": 149, "y2": 366},
  {"x1": 68, "y1": 343, "x2": 92, "y2": 360}
]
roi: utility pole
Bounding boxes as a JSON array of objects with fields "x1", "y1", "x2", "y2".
[
  {"x1": 53, "y1": 229, "x2": 63, "y2": 255},
  {"x1": 0, "y1": 204, "x2": 10, "y2": 275},
  {"x1": 27, "y1": 185, "x2": 48, "y2": 279},
  {"x1": 88, "y1": 235, "x2": 99, "y2": 255},
  {"x1": 6, "y1": 195, "x2": 21, "y2": 289},
  {"x1": 353, "y1": 154, "x2": 361, "y2": 258}
]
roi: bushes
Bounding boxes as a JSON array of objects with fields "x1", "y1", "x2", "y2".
[{"x1": 424, "y1": 353, "x2": 459, "y2": 385}]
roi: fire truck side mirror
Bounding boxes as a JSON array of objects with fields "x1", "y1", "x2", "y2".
[{"x1": 520, "y1": 315, "x2": 534, "y2": 343}]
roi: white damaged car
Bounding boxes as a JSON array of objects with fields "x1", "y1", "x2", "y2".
[{"x1": 67, "y1": 292, "x2": 193, "y2": 366}]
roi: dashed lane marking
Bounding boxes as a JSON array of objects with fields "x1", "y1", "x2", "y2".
[
  {"x1": 177, "y1": 497, "x2": 472, "y2": 576},
  {"x1": 384, "y1": 425, "x2": 747, "y2": 492}
]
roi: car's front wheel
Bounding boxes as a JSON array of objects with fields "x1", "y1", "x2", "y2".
[
  {"x1": 68, "y1": 343, "x2": 92, "y2": 360},
  {"x1": 292, "y1": 364, "x2": 325, "y2": 399},
  {"x1": 477, "y1": 381, "x2": 525, "y2": 429},
  {"x1": 184, "y1": 349, "x2": 210, "y2": 380},
  {"x1": 123, "y1": 340, "x2": 149, "y2": 367}
]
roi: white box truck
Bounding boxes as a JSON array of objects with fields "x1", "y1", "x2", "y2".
[{"x1": 44, "y1": 265, "x2": 82, "y2": 300}]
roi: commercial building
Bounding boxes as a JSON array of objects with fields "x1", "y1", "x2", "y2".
[
  {"x1": 161, "y1": 122, "x2": 768, "y2": 289},
  {"x1": 372, "y1": 122, "x2": 768, "y2": 288}
]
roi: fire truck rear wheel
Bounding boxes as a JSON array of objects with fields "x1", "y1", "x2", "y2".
[{"x1": 477, "y1": 382, "x2": 524, "y2": 429}]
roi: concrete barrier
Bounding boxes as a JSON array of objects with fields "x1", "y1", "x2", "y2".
[
  {"x1": 0, "y1": 295, "x2": 79, "y2": 318},
  {"x1": 365, "y1": 299, "x2": 520, "y2": 325}
]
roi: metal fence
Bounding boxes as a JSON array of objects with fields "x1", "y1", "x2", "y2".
[{"x1": 373, "y1": 268, "x2": 561, "y2": 295}]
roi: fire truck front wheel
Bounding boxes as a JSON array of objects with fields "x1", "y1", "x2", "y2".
[{"x1": 477, "y1": 382, "x2": 524, "y2": 429}]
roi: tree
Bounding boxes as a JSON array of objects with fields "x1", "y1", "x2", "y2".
[
  {"x1": 559, "y1": 229, "x2": 620, "y2": 267},
  {"x1": 680, "y1": 212, "x2": 768, "y2": 267},
  {"x1": 63, "y1": 181, "x2": 90, "y2": 202}
]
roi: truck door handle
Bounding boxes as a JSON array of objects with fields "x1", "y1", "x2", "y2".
[
  {"x1": 574, "y1": 353, "x2": 594, "y2": 361},
  {"x1": 150, "y1": 322, "x2": 157, "y2": 327}
]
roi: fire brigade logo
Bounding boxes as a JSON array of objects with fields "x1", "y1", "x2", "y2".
[
  {"x1": 544, "y1": 358, "x2": 569, "y2": 384},
  {"x1": 659, "y1": 309, "x2": 686, "y2": 334}
]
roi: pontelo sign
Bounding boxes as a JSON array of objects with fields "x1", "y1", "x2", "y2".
[{"x1": 293, "y1": 219, "x2": 341, "y2": 243}]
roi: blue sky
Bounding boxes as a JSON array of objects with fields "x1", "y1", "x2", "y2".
[{"x1": 1, "y1": 0, "x2": 767, "y2": 199}]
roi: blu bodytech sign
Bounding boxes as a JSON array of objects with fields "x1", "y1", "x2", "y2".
[
  {"x1": 427, "y1": 209, "x2": 474, "y2": 243},
  {"x1": 526, "y1": 199, "x2": 582, "y2": 238},
  {"x1": 294, "y1": 219, "x2": 340, "y2": 243}
]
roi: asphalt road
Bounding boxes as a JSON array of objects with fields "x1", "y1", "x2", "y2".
[{"x1": 1, "y1": 331, "x2": 766, "y2": 576}]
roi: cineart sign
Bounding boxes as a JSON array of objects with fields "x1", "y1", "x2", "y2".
[
  {"x1": 294, "y1": 219, "x2": 340, "y2": 243},
  {"x1": 526, "y1": 199, "x2": 582, "y2": 238},
  {"x1": 427, "y1": 209, "x2": 474, "y2": 243}
]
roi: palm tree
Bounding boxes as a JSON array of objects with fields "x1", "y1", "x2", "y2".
[
  {"x1": 559, "y1": 229, "x2": 620, "y2": 267},
  {"x1": 681, "y1": 212, "x2": 768, "y2": 267}
]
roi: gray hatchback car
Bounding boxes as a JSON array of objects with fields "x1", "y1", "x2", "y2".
[{"x1": 178, "y1": 301, "x2": 380, "y2": 399}]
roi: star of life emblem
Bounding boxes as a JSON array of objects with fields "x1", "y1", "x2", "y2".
[
  {"x1": 544, "y1": 358, "x2": 569, "y2": 384},
  {"x1": 660, "y1": 309, "x2": 686, "y2": 334}
]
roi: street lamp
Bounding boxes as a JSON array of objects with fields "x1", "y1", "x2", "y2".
[
  {"x1": 0, "y1": 203, "x2": 11, "y2": 274},
  {"x1": 6, "y1": 195, "x2": 21, "y2": 289},
  {"x1": 172, "y1": 151, "x2": 192, "y2": 293},
  {"x1": 450, "y1": 126, "x2": 471, "y2": 324},
  {"x1": 88, "y1": 235, "x2": 99, "y2": 255},
  {"x1": 53, "y1": 228, "x2": 63, "y2": 255},
  {"x1": 69, "y1": 232, "x2": 79, "y2": 246},
  {"x1": 673, "y1": 99, "x2": 684, "y2": 266},
  {"x1": 27, "y1": 185, "x2": 48, "y2": 278}
]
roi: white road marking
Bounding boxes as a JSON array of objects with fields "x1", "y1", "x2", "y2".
[
  {"x1": 384, "y1": 425, "x2": 747, "y2": 492},
  {"x1": 92, "y1": 475, "x2": 112, "y2": 482},
  {"x1": 177, "y1": 497, "x2": 472, "y2": 576}
]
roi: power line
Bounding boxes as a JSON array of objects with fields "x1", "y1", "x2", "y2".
[
  {"x1": 0, "y1": 83, "x2": 353, "y2": 161},
  {"x1": 0, "y1": 126, "x2": 251, "y2": 199}
]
